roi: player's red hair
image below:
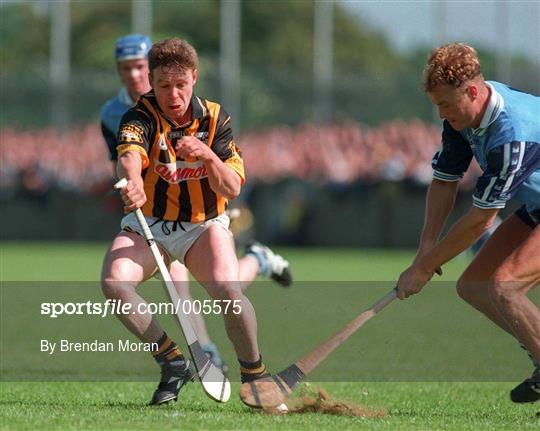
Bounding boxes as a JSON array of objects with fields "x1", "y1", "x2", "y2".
[{"x1": 423, "y1": 43, "x2": 483, "y2": 92}]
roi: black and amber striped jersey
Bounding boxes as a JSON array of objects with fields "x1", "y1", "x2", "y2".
[{"x1": 116, "y1": 92, "x2": 245, "y2": 223}]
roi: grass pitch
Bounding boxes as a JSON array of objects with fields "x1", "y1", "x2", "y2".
[{"x1": 1, "y1": 242, "x2": 538, "y2": 430}]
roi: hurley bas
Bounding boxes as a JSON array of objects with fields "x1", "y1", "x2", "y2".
[{"x1": 40, "y1": 339, "x2": 158, "y2": 355}]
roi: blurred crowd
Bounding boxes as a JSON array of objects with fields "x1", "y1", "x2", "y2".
[
  {"x1": 0, "y1": 119, "x2": 481, "y2": 195},
  {"x1": 243, "y1": 119, "x2": 447, "y2": 185},
  {"x1": 1, "y1": 126, "x2": 111, "y2": 198}
]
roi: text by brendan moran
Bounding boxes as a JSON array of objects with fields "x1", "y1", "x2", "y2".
[{"x1": 40, "y1": 339, "x2": 158, "y2": 355}]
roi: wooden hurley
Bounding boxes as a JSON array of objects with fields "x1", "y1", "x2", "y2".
[{"x1": 240, "y1": 288, "x2": 397, "y2": 408}]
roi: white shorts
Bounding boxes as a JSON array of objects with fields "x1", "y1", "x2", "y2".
[{"x1": 121, "y1": 213, "x2": 231, "y2": 264}]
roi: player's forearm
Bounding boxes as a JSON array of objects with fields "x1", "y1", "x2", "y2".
[
  {"x1": 417, "y1": 179, "x2": 459, "y2": 254},
  {"x1": 203, "y1": 154, "x2": 241, "y2": 200},
  {"x1": 117, "y1": 151, "x2": 143, "y2": 183},
  {"x1": 115, "y1": 151, "x2": 147, "y2": 211},
  {"x1": 419, "y1": 207, "x2": 499, "y2": 271}
]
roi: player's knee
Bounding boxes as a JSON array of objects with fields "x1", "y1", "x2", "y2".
[
  {"x1": 489, "y1": 272, "x2": 518, "y2": 306},
  {"x1": 101, "y1": 263, "x2": 138, "y2": 299},
  {"x1": 206, "y1": 281, "x2": 242, "y2": 302}
]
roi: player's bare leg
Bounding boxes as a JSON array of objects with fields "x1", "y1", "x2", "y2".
[
  {"x1": 169, "y1": 260, "x2": 227, "y2": 372},
  {"x1": 489, "y1": 225, "x2": 540, "y2": 359},
  {"x1": 456, "y1": 215, "x2": 539, "y2": 402},
  {"x1": 186, "y1": 225, "x2": 260, "y2": 360},
  {"x1": 101, "y1": 231, "x2": 193, "y2": 405},
  {"x1": 101, "y1": 231, "x2": 165, "y2": 342},
  {"x1": 237, "y1": 254, "x2": 260, "y2": 288},
  {"x1": 169, "y1": 261, "x2": 211, "y2": 344},
  {"x1": 489, "y1": 224, "x2": 540, "y2": 403},
  {"x1": 456, "y1": 215, "x2": 531, "y2": 336},
  {"x1": 186, "y1": 225, "x2": 270, "y2": 382},
  {"x1": 171, "y1": 246, "x2": 288, "y2": 372}
]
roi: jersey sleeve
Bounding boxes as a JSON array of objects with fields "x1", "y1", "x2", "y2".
[
  {"x1": 116, "y1": 108, "x2": 153, "y2": 170},
  {"x1": 211, "y1": 107, "x2": 245, "y2": 183},
  {"x1": 101, "y1": 121, "x2": 118, "y2": 161},
  {"x1": 432, "y1": 120, "x2": 474, "y2": 181},
  {"x1": 473, "y1": 141, "x2": 540, "y2": 209}
]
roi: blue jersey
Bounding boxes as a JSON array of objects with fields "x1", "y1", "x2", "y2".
[
  {"x1": 100, "y1": 87, "x2": 135, "y2": 161},
  {"x1": 432, "y1": 81, "x2": 540, "y2": 213}
]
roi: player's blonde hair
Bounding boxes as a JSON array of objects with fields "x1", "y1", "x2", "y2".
[
  {"x1": 148, "y1": 38, "x2": 198, "y2": 73},
  {"x1": 423, "y1": 43, "x2": 482, "y2": 92}
]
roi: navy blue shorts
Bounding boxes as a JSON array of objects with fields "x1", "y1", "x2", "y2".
[{"x1": 515, "y1": 205, "x2": 540, "y2": 228}]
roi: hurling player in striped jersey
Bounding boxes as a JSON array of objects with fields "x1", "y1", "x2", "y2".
[
  {"x1": 101, "y1": 35, "x2": 292, "y2": 405},
  {"x1": 396, "y1": 43, "x2": 539, "y2": 403}
]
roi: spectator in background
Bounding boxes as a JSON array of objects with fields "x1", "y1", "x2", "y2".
[{"x1": 0, "y1": 117, "x2": 482, "y2": 190}]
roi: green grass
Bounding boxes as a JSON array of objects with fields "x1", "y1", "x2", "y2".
[
  {"x1": 1, "y1": 242, "x2": 538, "y2": 430},
  {"x1": 0, "y1": 241, "x2": 468, "y2": 281},
  {"x1": 2, "y1": 382, "x2": 538, "y2": 430}
]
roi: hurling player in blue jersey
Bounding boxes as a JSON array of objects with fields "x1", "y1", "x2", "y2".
[
  {"x1": 100, "y1": 35, "x2": 292, "y2": 404},
  {"x1": 396, "y1": 43, "x2": 539, "y2": 403}
]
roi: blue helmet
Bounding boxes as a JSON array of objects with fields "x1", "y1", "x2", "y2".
[{"x1": 114, "y1": 34, "x2": 151, "y2": 61}]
